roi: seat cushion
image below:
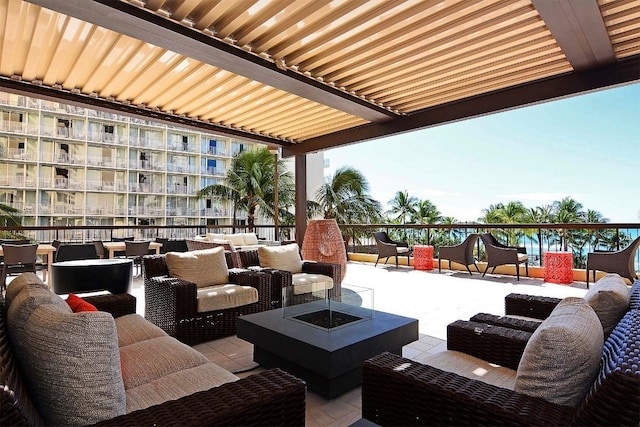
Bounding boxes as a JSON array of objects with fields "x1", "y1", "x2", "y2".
[
  {"x1": 166, "y1": 247, "x2": 229, "y2": 288},
  {"x1": 196, "y1": 284, "x2": 259, "y2": 312},
  {"x1": 115, "y1": 314, "x2": 167, "y2": 347},
  {"x1": 517, "y1": 253, "x2": 528, "y2": 262},
  {"x1": 258, "y1": 243, "x2": 303, "y2": 274},
  {"x1": 584, "y1": 273, "x2": 630, "y2": 335},
  {"x1": 396, "y1": 246, "x2": 410, "y2": 254},
  {"x1": 125, "y1": 362, "x2": 238, "y2": 413},
  {"x1": 422, "y1": 350, "x2": 517, "y2": 390},
  {"x1": 292, "y1": 273, "x2": 334, "y2": 295},
  {"x1": 119, "y1": 335, "x2": 211, "y2": 389},
  {"x1": 515, "y1": 297, "x2": 603, "y2": 408}
]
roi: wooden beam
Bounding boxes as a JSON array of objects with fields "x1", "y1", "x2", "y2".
[
  {"x1": 28, "y1": 0, "x2": 396, "y2": 123},
  {"x1": 532, "y1": 0, "x2": 615, "y2": 71},
  {"x1": 284, "y1": 55, "x2": 640, "y2": 156}
]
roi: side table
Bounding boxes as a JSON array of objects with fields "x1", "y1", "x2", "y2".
[
  {"x1": 413, "y1": 245, "x2": 434, "y2": 271},
  {"x1": 543, "y1": 251, "x2": 574, "y2": 284}
]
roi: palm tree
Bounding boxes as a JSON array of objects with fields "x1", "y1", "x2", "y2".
[
  {"x1": 0, "y1": 203, "x2": 21, "y2": 227},
  {"x1": 411, "y1": 199, "x2": 441, "y2": 244},
  {"x1": 387, "y1": 191, "x2": 417, "y2": 225},
  {"x1": 552, "y1": 197, "x2": 585, "y2": 250},
  {"x1": 311, "y1": 166, "x2": 381, "y2": 224},
  {"x1": 197, "y1": 147, "x2": 293, "y2": 231},
  {"x1": 479, "y1": 201, "x2": 527, "y2": 245}
]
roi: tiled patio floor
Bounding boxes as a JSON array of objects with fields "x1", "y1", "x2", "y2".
[{"x1": 129, "y1": 262, "x2": 588, "y2": 427}]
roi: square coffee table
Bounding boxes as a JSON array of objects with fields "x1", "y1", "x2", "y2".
[{"x1": 237, "y1": 302, "x2": 418, "y2": 399}]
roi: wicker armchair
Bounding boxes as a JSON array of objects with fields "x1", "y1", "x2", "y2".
[
  {"x1": 437, "y1": 233, "x2": 480, "y2": 275},
  {"x1": 186, "y1": 239, "x2": 242, "y2": 268},
  {"x1": 142, "y1": 254, "x2": 273, "y2": 345},
  {"x1": 480, "y1": 232, "x2": 529, "y2": 280},
  {"x1": 586, "y1": 235, "x2": 640, "y2": 288},
  {"x1": 238, "y1": 247, "x2": 342, "y2": 307},
  {"x1": 0, "y1": 294, "x2": 306, "y2": 427},
  {"x1": 362, "y1": 306, "x2": 640, "y2": 426}
]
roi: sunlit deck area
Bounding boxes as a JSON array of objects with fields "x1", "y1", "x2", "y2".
[{"x1": 126, "y1": 261, "x2": 588, "y2": 427}]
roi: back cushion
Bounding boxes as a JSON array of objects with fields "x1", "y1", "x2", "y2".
[
  {"x1": 7, "y1": 284, "x2": 72, "y2": 355},
  {"x1": 258, "y1": 243, "x2": 303, "y2": 273},
  {"x1": 226, "y1": 234, "x2": 246, "y2": 246},
  {"x1": 241, "y1": 233, "x2": 260, "y2": 245},
  {"x1": 4, "y1": 272, "x2": 47, "y2": 307},
  {"x1": 515, "y1": 297, "x2": 603, "y2": 408},
  {"x1": 584, "y1": 274, "x2": 630, "y2": 335},
  {"x1": 166, "y1": 247, "x2": 229, "y2": 288},
  {"x1": 21, "y1": 305, "x2": 126, "y2": 426},
  {"x1": 206, "y1": 233, "x2": 225, "y2": 242}
]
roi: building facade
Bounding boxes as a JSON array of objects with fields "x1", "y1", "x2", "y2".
[{"x1": 0, "y1": 90, "x2": 267, "y2": 230}]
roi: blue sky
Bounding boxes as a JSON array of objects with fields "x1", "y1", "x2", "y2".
[{"x1": 325, "y1": 83, "x2": 639, "y2": 223}]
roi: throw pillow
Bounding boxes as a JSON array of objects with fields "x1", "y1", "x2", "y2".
[
  {"x1": 166, "y1": 247, "x2": 229, "y2": 288},
  {"x1": 226, "y1": 234, "x2": 246, "y2": 247},
  {"x1": 4, "y1": 272, "x2": 47, "y2": 307},
  {"x1": 515, "y1": 297, "x2": 603, "y2": 408},
  {"x1": 258, "y1": 243, "x2": 303, "y2": 273},
  {"x1": 584, "y1": 273, "x2": 630, "y2": 335},
  {"x1": 66, "y1": 293, "x2": 98, "y2": 312}
]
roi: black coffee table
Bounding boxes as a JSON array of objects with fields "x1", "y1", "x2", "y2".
[{"x1": 237, "y1": 302, "x2": 418, "y2": 398}]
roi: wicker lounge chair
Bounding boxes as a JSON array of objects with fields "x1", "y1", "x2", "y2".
[
  {"x1": 238, "y1": 245, "x2": 342, "y2": 307},
  {"x1": 479, "y1": 232, "x2": 528, "y2": 280},
  {"x1": 437, "y1": 233, "x2": 480, "y2": 274},
  {"x1": 372, "y1": 231, "x2": 411, "y2": 268},
  {"x1": 186, "y1": 239, "x2": 242, "y2": 268},
  {"x1": 142, "y1": 253, "x2": 272, "y2": 345},
  {"x1": 586, "y1": 235, "x2": 640, "y2": 288}
]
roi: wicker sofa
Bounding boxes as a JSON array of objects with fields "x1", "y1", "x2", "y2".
[
  {"x1": 143, "y1": 251, "x2": 273, "y2": 345},
  {"x1": 362, "y1": 279, "x2": 640, "y2": 426},
  {"x1": 0, "y1": 273, "x2": 306, "y2": 426}
]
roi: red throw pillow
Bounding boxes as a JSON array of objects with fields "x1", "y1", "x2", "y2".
[{"x1": 66, "y1": 293, "x2": 98, "y2": 313}]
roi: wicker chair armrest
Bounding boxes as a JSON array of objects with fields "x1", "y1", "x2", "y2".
[
  {"x1": 362, "y1": 352, "x2": 572, "y2": 427},
  {"x1": 90, "y1": 368, "x2": 306, "y2": 427},
  {"x1": 446, "y1": 320, "x2": 532, "y2": 370},
  {"x1": 145, "y1": 275, "x2": 198, "y2": 316},
  {"x1": 302, "y1": 261, "x2": 341, "y2": 285},
  {"x1": 504, "y1": 293, "x2": 561, "y2": 319},
  {"x1": 83, "y1": 293, "x2": 136, "y2": 318},
  {"x1": 470, "y1": 312, "x2": 541, "y2": 333}
]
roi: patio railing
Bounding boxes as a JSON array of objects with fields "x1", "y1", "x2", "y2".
[{"x1": 1, "y1": 222, "x2": 638, "y2": 271}]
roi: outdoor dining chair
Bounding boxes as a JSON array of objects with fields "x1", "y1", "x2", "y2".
[
  {"x1": 0, "y1": 243, "x2": 46, "y2": 291},
  {"x1": 125, "y1": 240, "x2": 150, "y2": 278}
]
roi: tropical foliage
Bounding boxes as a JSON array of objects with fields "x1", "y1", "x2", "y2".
[{"x1": 197, "y1": 147, "x2": 294, "y2": 232}]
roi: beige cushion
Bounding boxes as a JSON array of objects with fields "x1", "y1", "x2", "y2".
[
  {"x1": 397, "y1": 246, "x2": 410, "y2": 254},
  {"x1": 292, "y1": 273, "x2": 334, "y2": 295},
  {"x1": 517, "y1": 253, "x2": 528, "y2": 262},
  {"x1": 115, "y1": 314, "x2": 167, "y2": 347},
  {"x1": 125, "y1": 363, "x2": 238, "y2": 413},
  {"x1": 196, "y1": 284, "x2": 259, "y2": 312},
  {"x1": 584, "y1": 273, "x2": 630, "y2": 335},
  {"x1": 206, "y1": 233, "x2": 225, "y2": 242},
  {"x1": 212, "y1": 238, "x2": 236, "y2": 251},
  {"x1": 258, "y1": 243, "x2": 303, "y2": 273},
  {"x1": 240, "y1": 232, "x2": 260, "y2": 245},
  {"x1": 22, "y1": 304, "x2": 126, "y2": 425},
  {"x1": 166, "y1": 247, "x2": 229, "y2": 288},
  {"x1": 515, "y1": 297, "x2": 603, "y2": 408},
  {"x1": 226, "y1": 234, "x2": 246, "y2": 246},
  {"x1": 119, "y1": 335, "x2": 210, "y2": 389},
  {"x1": 422, "y1": 350, "x2": 517, "y2": 390}
]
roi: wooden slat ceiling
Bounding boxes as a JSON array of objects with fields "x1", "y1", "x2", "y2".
[{"x1": 1, "y1": 0, "x2": 639, "y2": 156}]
